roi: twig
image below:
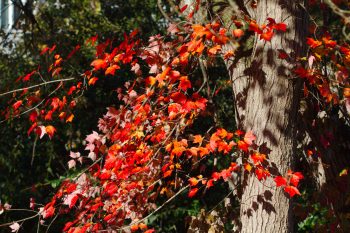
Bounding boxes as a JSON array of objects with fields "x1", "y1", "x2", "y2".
[{"x1": 0, "y1": 77, "x2": 75, "y2": 97}]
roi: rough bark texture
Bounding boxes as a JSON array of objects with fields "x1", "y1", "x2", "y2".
[{"x1": 226, "y1": 1, "x2": 307, "y2": 232}]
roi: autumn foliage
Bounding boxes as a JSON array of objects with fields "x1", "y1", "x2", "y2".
[{"x1": 1, "y1": 0, "x2": 350, "y2": 232}]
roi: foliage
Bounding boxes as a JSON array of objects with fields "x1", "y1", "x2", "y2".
[{"x1": 1, "y1": 0, "x2": 350, "y2": 232}]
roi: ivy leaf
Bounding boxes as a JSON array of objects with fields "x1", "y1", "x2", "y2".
[
  {"x1": 274, "y1": 176, "x2": 287, "y2": 187},
  {"x1": 188, "y1": 188, "x2": 198, "y2": 198},
  {"x1": 284, "y1": 185, "x2": 301, "y2": 197},
  {"x1": 91, "y1": 59, "x2": 108, "y2": 70}
]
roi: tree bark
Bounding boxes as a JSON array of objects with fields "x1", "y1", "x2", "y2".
[{"x1": 226, "y1": 0, "x2": 308, "y2": 232}]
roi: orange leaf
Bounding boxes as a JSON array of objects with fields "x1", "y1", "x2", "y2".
[
  {"x1": 244, "y1": 163, "x2": 252, "y2": 172},
  {"x1": 260, "y1": 29, "x2": 274, "y2": 41},
  {"x1": 208, "y1": 45, "x2": 221, "y2": 55},
  {"x1": 250, "y1": 152, "x2": 266, "y2": 164},
  {"x1": 163, "y1": 170, "x2": 173, "y2": 178},
  {"x1": 189, "y1": 177, "x2": 199, "y2": 186},
  {"x1": 66, "y1": 114, "x2": 74, "y2": 123},
  {"x1": 88, "y1": 77, "x2": 99, "y2": 86},
  {"x1": 91, "y1": 59, "x2": 108, "y2": 70},
  {"x1": 193, "y1": 135, "x2": 203, "y2": 144},
  {"x1": 105, "y1": 64, "x2": 120, "y2": 76},
  {"x1": 233, "y1": 29, "x2": 244, "y2": 38},
  {"x1": 45, "y1": 125, "x2": 56, "y2": 139}
]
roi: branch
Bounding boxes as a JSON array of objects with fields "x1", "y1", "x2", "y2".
[
  {"x1": 0, "y1": 77, "x2": 75, "y2": 97},
  {"x1": 157, "y1": 0, "x2": 175, "y2": 23}
]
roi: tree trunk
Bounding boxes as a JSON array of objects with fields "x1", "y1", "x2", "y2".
[{"x1": 226, "y1": 1, "x2": 307, "y2": 232}]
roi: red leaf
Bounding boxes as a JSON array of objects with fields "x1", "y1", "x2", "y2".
[
  {"x1": 13, "y1": 100, "x2": 22, "y2": 110},
  {"x1": 43, "y1": 206, "x2": 55, "y2": 219},
  {"x1": 274, "y1": 176, "x2": 287, "y2": 187},
  {"x1": 69, "y1": 195, "x2": 79, "y2": 208},
  {"x1": 237, "y1": 140, "x2": 249, "y2": 152},
  {"x1": 274, "y1": 23, "x2": 287, "y2": 32},
  {"x1": 255, "y1": 167, "x2": 270, "y2": 180},
  {"x1": 284, "y1": 185, "x2": 301, "y2": 197},
  {"x1": 188, "y1": 188, "x2": 198, "y2": 198},
  {"x1": 288, "y1": 170, "x2": 304, "y2": 186},
  {"x1": 179, "y1": 76, "x2": 192, "y2": 91},
  {"x1": 278, "y1": 51, "x2": 289, "y2": 59},
  {"x1": 306, "y1": 38, "x2": 322, "y2": 48},
  {"x1": 180, "y1": 4, "x2": 188, "y2": 12}
]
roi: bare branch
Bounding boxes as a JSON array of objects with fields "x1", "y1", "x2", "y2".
[{"x1": 0, "y1": 77, "x2": 75, "y2": 97}]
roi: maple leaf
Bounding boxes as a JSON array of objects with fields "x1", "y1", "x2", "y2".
[
  {"x1": 208, "y1": 45, "x2": 222, "y2": 55},
  {"x1": 284, "y1": 185, "x2": 301, "y2": 197},
  {"x1": 250, "y1": 152, "x2": 266, "y2": 164},
  {"x1": 66, "y1": 114, "x2": 74, "y2": 123},
  {"x1": 105, "y1": 64, "x2": 120, "y2": 75},
  {"x1": 237, "y1": 140, "x2": 249, "y2": 152},
  {"x1": 68, "y1": 160, "x2": 76, "y2": 169},
  {"x1": 45, "y1": 125, "x2": 56, "y2": 139},
  {"x1": 163, "y1": 170, "x2": 173, "y2": 178},
  {"x1": 130, "y1": 225, "x2": 139, "y2": 231},
  {"x1": 179, "y1": 76, "x2": 192, "y2": 91},
  {"x1": 233, "y1": 29, "x2": 244, "y2": 38},
  {"x1": 244, "y1": 163, "x2": 252, "y2": 172},
  {"x1": 249, "y1": 21, "x2": 262, "y2": 34},
  {"x1": 287, "y1": 170, "x2": 304, "y2": 186},
  {"x1": 244, "y1": 131, "x2": 256, "y2": 146},
  {"x1": 306, "y1": 38, "x2": 322, "y2": 48},
  {"x1": 274, "y1": 176, "x2": 287, "y2": 187},
  {"x1": 189, "y1": 177, "x2": 199, "y2": 186},
  {"x1": 9, "y1": 222, "x2": 20, "y2": 232},
  {"x1": 212, "y1": 172, "x2": 221, "y2": 181},
  {"x1": 274, "y1": 23, "x2": 287, "y2": 32},
  {"x1": 255, "y1": 166, "x2": 270, "y2": 180},
  {"x1": 193, "y1": 135, "x2": 203, "y2": 144},
  {"x1": 188, "y1": 188, "x2": 198, "y2": 198},
  {"x1": 42, "y1": 206, "x2": 55, "y2": 219},
  {"x1": 206, "y1": 179, "x2": 214, "y2": 188},
  {"x1": 91, "y1": 59, "x2": 108, "y2": 70},
  {"x1": 260, "y1": 29, "x2": 274, "y2": 41},
  {"x1": 12, "y1": 100, "x2": 22, "y2": 110},
  {"x1": 88, "y1": 77, "x2": 98, "y2": 86},
  {"x1": 36, "y1": 125, "x2": 46, "y2": 139}
]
